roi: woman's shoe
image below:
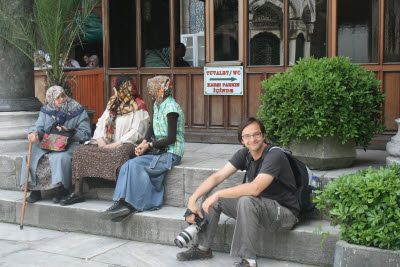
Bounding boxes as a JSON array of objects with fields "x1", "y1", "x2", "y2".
[
  {"x1": 59, "y1": 193, "x2": 85, "y2": 206},
  {"x1": 111, "y1": 206, "x2": 139, "y2": 222},
  {"x1": 111, "y1": 211, "x2": 134, "y2": 222},
  {"x1": 99, "y1": 200, "x2": 130, "y2": 220},
  {"x1": 52, "y1": 187, "x2": 69, "y2": 203},
  {"x1": 26, "y1": 191, "x2": 42, "y2": 203}
]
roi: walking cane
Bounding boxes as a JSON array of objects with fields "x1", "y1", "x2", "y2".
[{"x1": 20, "y1": 141, "x2": 33, "y2": 230}]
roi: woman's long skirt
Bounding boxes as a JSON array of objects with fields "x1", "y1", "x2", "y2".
[
  {"x1": 71, "y1": 143, "x2": 136, "y2": 184},
  {"x1": 22, "y1": 154, "x2": 61, "y2": 191},
  {"x1": 113, "y1": 152, "x2": 181, "y2": 211}
]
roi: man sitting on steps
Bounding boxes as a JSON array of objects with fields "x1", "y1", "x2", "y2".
[{"x1": 176, "y1": 117, "x2": 300, "y2": 267}]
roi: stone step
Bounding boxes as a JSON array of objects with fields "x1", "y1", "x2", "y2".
[
  {"x1": 0, "y1": 143, "x2": 388, "y2": 208},
  {"x1": 0, "y1": 189, "x2": 339, "y2": 266},
  {"x1": 0, "y1": 138, "x2": 28, "y2": 192},
  {"x1": 0, "y1": 144, "x2": 387, "y2": 221}
]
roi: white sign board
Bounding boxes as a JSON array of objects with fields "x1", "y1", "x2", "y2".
[{"x1": 204, "y1": 66, "x2": 243, "y2": 95}]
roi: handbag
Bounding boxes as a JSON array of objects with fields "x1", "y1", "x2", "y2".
[{"x1": 40, "y1": 123, "x2": 76, "y2": 152}]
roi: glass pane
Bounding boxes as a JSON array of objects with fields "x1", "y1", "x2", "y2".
[
  {"x1": 198, "y1": 35, "x2": 205, "y2": 66},
  {"x1": 141, "y1": 0, "x2": 170, "y2": 67},
  {"x1": 288, "y1": 0, "x2": 327, "y2": 66},
  {"x1": 384, "y1": 0, "x2": 400, "y2": 63},
  {"x1": 178, "y1": 0, "x2": 205, "y2": 67},
  {"x1": 248, "y1": 0, "x2": 283, "y2": 65},
  {"x1": 337, "y1": 0, "x2": 379, "y2": 63},
  {"x1": 109, "y1": 0, "x2": 136, "y2": 68},
  {"x1": 74, "y1": 12, "x2": 103, "y2": 68},
  {"x1": 214, "y1": 0, "x2": 238, "y2": 61}
]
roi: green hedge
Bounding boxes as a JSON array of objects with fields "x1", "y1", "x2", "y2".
[
  {"x1": 315, "y1": 164, "x2": 400, "y2": 250},
  {"x1": 258, "y1": 56, "x2": 385, "y2": 149}
]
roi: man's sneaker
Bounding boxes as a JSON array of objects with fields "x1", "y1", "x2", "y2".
[
  {"x1": 235, "y1": 259, "x2": 257, "y2": 267},
  {"x1": 99, "y1": 200, "x2": 130, "y2": 220},
  {"x1": 176, "y1": 244, "x2": 213, "y2": 261}
]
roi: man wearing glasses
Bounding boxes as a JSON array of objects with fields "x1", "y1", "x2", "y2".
[{"x1": 176, "y1": 117, "x2": 299, "y2": 267}]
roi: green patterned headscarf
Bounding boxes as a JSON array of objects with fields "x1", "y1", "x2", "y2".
[{"x1": 147, "y1": 76, "x2": 174, "y2": 107}]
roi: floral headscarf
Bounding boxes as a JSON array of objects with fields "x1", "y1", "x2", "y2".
[
  {"x1": 147, "y1": 76, "x2": 174, "y2": 107},
  {"x1": 40, "y1": 85, "x2": 83, "y2": 125},
  {"x1": 105, "y1": 76, "x2": 147, "y2": 142}
]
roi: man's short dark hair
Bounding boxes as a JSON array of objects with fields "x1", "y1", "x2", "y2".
[
  {"x1": 175, "y1": 42, "x2": 186, "y2": 49},
  {"x1": 237, "y1": 117, "x2": 266, "y2": 142}
]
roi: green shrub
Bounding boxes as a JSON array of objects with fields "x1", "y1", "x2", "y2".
[
  {"x1": 258, "y1": 56, "x2": 385, "y2": 149},
  {"x1": 315, "y1": 164, "x2": 400, "y2": 250}
]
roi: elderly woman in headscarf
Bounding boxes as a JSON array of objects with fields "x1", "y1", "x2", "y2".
[
  {"x1": 60, "y1": 76, "x2": 150, "y2": 206},
  {"x1": 100, "y1": 76, "x2": 185, "y2": 222},
  {"x1": 20, "y1": 86, "x2": 91, "y2": 203}
]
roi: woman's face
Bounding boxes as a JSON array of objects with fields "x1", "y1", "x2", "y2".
[
  {"x1": 113, "y1": 87, "x2": 118, "y2": 97},
  {"x1": 83, "y1": 55, "x2": 89, "y2": 64},
  {"x1": 54, "y1": 93, "x2": 67, "y2": 106}
]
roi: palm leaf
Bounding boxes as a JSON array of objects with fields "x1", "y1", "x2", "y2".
[{"x1": 0, "y1": 0, "x2": 99, "y2": 90}]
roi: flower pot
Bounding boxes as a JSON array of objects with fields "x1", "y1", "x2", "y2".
[
  {"x1": 288, "y1": 136, "x2": 356, "y2": 170},
  {"x1": 334, "y1": 240, "x2": 400, "y2": 267}
]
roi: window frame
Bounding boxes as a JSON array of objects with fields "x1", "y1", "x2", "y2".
[{"x1": 205, "y1": 0, "x2": 244, "y2": 66}]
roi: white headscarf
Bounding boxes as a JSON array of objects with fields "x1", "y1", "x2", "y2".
[{"x1": 41, "y1": 85, "x2": 83, "y2": 125}]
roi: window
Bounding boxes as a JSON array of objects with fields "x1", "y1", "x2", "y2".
[
  {"x1": 141, "y1": 0, "x2": 170, "y2": 67},
  {"x1": 384, "y1": 0, "x2": 400, "y2": 63},
  {"x1": 248, "y1": 0, "x2": 283, "y2": 65},
  {"x1": 337, "y1": 0, "x2": 379, "y2": 63},
  {"x1": 109, "y1": 0, "x2": 136, "y2": 68},
  {"x1": 178, "y1": 0, "x2": 205, "y2": 67},
  {"x1": 214, "y1": 0, "x2": 239, "y2": 61},
  {"x1": 288, "y1": 0, "x2": 327, "y2": 65}
]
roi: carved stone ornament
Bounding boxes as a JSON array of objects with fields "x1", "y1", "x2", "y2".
[{"x1": 386, "y1": 118, "x2": 400, "y2": 166}]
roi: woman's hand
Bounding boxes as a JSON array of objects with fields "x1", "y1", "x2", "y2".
[
  {"x1": 96, "y1": 137, "x2": 107, "y2": 148},
  {"x1": 27, "y1": 132, "x2": 39, "y2": 143},
  {"x1": 135, "y1": 140, "x2": 149, "y2": 156},
  {"x1": 56, "y1": 125, "x2": 68, "y2": 131},
  {"x1": 103, "y1": 141, "x2": 122, "y2": 149}
]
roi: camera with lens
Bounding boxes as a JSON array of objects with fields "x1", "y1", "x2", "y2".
[{"x1": 174, "y1": 210, "x2": 208, "y2": 248}]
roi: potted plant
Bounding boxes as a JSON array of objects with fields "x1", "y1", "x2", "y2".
[
  {"x1": 0, "y1": 0, "x2": 99, "y2": 96},
  {"x1": 314, "y1": 164, "x2": 400, "y2": 266},
  {"x1": 258, "y1": 56, "x2": 385, "y2": 169}
]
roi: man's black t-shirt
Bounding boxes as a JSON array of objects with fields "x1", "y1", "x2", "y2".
[{"x1": 229, "y1": 145, "x2": 300, "y2": 216}]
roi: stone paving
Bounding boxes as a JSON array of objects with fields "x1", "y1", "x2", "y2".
[{"x1": 0, "y1": 222, "x2": 317, "y2": 267}]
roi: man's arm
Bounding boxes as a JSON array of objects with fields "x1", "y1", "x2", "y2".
[
  {"x1": 186, "y1": 162, "x2": 237, "y2": 224},
  {"x1": 202, "y1": 173, "x2": 274, "y2": 214}
]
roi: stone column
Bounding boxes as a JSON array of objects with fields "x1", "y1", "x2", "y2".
[
  {"x1": 0, "y1": 0, "x2": 42, "y2": 112},
  {"x1": 288, "y1": 39, "x2": 296, "y2": 66},
  {"x1": 0, "y1": 0, "x2": 42, "y2": 155},
  {"x1": 386, "y1": 118, "x2": 400, "y2": 166}
]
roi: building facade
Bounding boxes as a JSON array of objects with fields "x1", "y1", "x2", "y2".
[{"x1": 100, "y1": 0, "x2": 400, "y2": 143}]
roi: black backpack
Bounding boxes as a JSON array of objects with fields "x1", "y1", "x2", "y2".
[{"x1": 243, "y1": 144, "x2": 316, "y2": 213}]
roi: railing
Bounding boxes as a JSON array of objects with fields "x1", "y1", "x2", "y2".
[{"x1": 34, "y1": 68, "x2": 104, "y2": 124}]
